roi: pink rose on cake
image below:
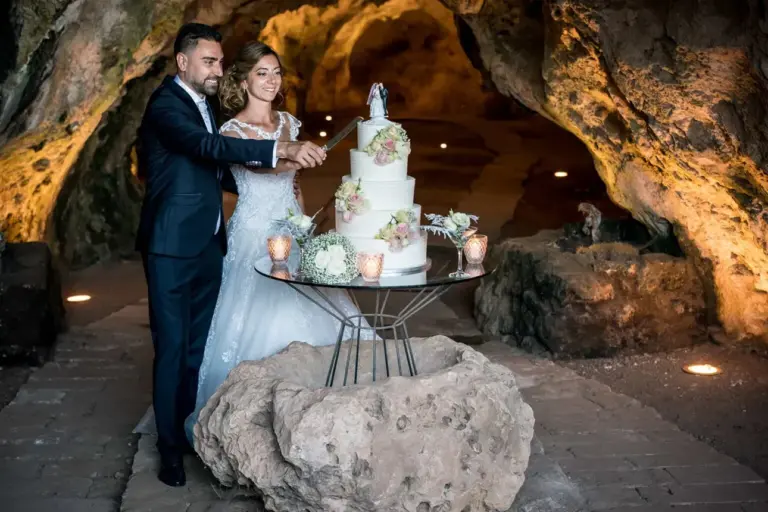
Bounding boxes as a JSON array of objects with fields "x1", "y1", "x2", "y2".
[
  {"x1": 334, "y1": 180, "x2": 369, "y2": 222},
  {"x1": 363, "y1": 123, "x2": 411, "y2": 166},
  {"x1": 375, "y1": 209, "x2": 420, "y2": 252}
]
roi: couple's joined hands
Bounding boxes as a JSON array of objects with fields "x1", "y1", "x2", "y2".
[{"x1": 276, "y1": 140, "x2": 326, "y2": 168}]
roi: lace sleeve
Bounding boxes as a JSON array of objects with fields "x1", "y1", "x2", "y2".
[
  {"x1": 282, "y1": 112, "x2": 302, "y2": 141},
  {"x1": 219, "y1": 120, "x2": 249, "y2": 139}
]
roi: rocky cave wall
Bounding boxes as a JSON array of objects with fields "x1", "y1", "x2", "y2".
[
  {"x1": 0, "y1": 0, "x2": 493, "y2": 267},
  {"x1": 1, "y1": 0, "x2": 767, "y2": 340},
  {"x1": 447, "y1": 0, "x2": 768, "y2": 341}
]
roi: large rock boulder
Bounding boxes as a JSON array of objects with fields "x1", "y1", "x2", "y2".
[
  {"x1": 195, "y1": 335, "x2": 535, "y2": 512},
  {"x1": 474, "y1": 229, "x2": 708, "y2": 358},
  {"x1": 0, "y1": 242, "x2": 65, "y2": 364}
]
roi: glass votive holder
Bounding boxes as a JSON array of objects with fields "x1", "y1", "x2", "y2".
[
  {"x1": 463, "y1": 234, "x2": 488, "y2": 264},
  {"x1": 357, "y1": 252, "x2": 384, "y2": 282},
  {"x1": 267, "y1": 235, "x2": 292, "y2": 263}
]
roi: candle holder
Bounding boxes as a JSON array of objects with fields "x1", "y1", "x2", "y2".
[
  {"x1": 356, "y1": 252, "x2": 384, "y2": 282},
  {"x1": 267, "y1": 235, "x2": 292, "y2": 264},
  {"x1": 464, "y1": 234, "x2": 488, "y2": 264}
]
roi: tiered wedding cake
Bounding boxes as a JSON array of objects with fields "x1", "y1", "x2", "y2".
[{"x1": 333, "y1": 83, "x2": 428, "y2": 276}]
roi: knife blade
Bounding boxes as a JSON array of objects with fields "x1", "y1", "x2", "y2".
[{"x1": 322, "y1": 116, "x2": 364, "y2": 152}]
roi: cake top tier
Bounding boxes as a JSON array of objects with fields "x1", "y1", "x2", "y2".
[{"x1": 357, "y1": 83, "x2": 410, "y2": 165}]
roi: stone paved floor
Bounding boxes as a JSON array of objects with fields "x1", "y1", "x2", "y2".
[{"x1": 3, "y1": 298, "x2": 768, "y2": 511}]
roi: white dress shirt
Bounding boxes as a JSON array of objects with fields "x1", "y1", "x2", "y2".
[{"x1": 173, "y1": 76, "x2": 278, "y2": 235}]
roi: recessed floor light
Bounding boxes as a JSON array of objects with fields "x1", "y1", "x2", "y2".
[
  {"x1": 682, "y1": 363, "x2": 722, "y2": 376},
  {"x1": 67, "y1": 295, "x2": 91, "y2": 303}
]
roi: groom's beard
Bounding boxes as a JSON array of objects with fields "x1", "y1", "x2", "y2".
[{"x1": 191, "y1": 76, "x2": 220, "y2": 96}]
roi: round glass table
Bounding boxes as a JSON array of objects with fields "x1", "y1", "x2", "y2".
[{"x1": 254, "y1": 249, "x2": 495, "y2": 388}]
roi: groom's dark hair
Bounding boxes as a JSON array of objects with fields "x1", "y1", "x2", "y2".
[{"x1": 174, "y1": 23, "x2": 222, "y2": 55}]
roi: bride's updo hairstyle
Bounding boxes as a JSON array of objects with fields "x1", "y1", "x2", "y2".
[{"x1": 219, "y1": 41, "x2": 282, "y2": 116}]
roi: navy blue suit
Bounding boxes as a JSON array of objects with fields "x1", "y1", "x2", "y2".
[{"x1": 135, "y1": 75, "x2": 275, "y2": 458}]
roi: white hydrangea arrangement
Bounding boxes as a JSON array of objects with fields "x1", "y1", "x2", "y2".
[
  {"x1": 423, "y1": 209, "x2": 479, "y2": 246},
  {"x1": 271, "y1": 207, "x2": 320, "y2": 248},
  {"x1": 299, "y1": 233, "x2": 359, "y2": 284}
]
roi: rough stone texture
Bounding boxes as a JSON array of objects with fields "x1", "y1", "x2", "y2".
[
  {"x1": 0, "y1": 242, "x2": 65, "y2": 364},
  {"x1": 0, "y1": 0, "x2": 498, "y2": 267},
  {"x1": 445, "y1": 0, "x2": 768, "y2": 340},
  {"x1": 0, "y1": 304, "x2": 153, "y2": 512},
  {"x1": 474, "y1": 229, "x2": 708, "y2": 358},
  {"x1": 195, "y1": 336, "x2": 535, "y2": 512}
]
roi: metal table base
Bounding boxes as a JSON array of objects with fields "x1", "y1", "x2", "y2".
[{"x1": 284, "y1": 282, "x2": 454, "y2": 387}]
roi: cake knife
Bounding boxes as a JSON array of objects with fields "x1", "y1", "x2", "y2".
[{"x1": 321, "y1": 116, "x2": 364, "y2": 152}]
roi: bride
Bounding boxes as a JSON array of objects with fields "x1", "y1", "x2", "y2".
[{"x1": 182, "y1": 42, "x2": 368, "y2": 441}]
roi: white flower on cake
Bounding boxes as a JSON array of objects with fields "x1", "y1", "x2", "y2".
[
  {"x1": 424, "y1": 209, "x2": 479, "y2": 246},
  {"x1": 364, "y1": 124, "x2": 410, "y2": 166},
  {"x1": 334, "y1": 179, "x2": 369, "y2": 222},
  {"x1": 314, "y1": 244, "x2": 347, "y2": 276},
  {"x1": 375, "y1": 209, "x2": 420, "y2": 252}
]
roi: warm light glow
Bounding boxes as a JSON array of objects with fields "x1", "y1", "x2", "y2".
[
  {"x1": 554, "y1": 171, "x2": 568, "y2": 178},
  {"x1": 320, "y1": 131, "x2": 327, "y2": 137},
  {"x1": 464, "y1": 234, "x2": 488, "y2": 264},
  {"x1": 440, "y1": 143, "x2": 447, "y2": 149},
  {"x1": 357, "y1": 252, "x2": 384, "y2": 282},
  {"x1": 682, "y1": 363, "x2": 722, "y2": 376},
  {"x1": 325, "y1": 115, "x2": 333, "y2": 121},
  {"x1": 67, "y1": 294, "x2": 92, "y2": 303},
  {"x1": 267, "y1": 235, "x2": 292, "y2": 263}
]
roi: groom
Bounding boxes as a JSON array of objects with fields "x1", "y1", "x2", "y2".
[{"x1": 135, "y1": 22, "x2": 326, "y2": 487}]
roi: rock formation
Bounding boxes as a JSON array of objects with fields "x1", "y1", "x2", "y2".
[
  {"x1": 445, "y1": 0, "x2": 768, "y2": 340},
  {"x1": 1, "y1": 0, "x2": 767, "y2": 340},
  {"x1": 195, "y1": 336, "x2": 535, "y2": 512},
  {"x1": 475, "y1": 228, "x2": 708, "y2": 358}
]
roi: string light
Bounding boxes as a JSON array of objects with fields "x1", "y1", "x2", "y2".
[
  {"x1": 554, "y1": 171, "x2": 568, "y2": 178},
  {"x1": 440, "y1": 143, "x2": 447, "y2": 149},
  {"x1": 320, "y1": 131, "x2": 327, "y2": 137},
  {"x1": 325, "y1": 115, "x2": 333, "y2": 121}
]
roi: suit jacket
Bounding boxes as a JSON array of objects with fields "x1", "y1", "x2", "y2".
[{"x1": 135, "y1": 75, "x2": 276, "y2": 258}]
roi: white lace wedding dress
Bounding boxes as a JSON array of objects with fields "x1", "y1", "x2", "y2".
[{"x1": 134, "y1": 112, "x2": 369, "y2": 439}]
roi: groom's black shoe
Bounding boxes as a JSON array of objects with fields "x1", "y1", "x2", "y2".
[{"x1": 158, "y1": 454, "x2": 186, "y2": 487}]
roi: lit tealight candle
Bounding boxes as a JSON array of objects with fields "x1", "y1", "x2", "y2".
[
  {"x1": 357, "y1": 252, "x2": 384, "y2": 282},
  {"x1": 267, "y1": 235, "x2": 292, "y2": 263},
  {"x1": 464, "y1": 234, "x2": 488, "y2": 264}
]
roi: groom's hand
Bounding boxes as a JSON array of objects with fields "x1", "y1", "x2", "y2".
[{"x1": 276, "y1": 141, "x2": 326, "y2": 168}]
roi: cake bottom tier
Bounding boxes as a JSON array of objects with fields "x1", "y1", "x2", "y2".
[{"x1": 348, "y1": 234, "x2": 428, "y2": 274}]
